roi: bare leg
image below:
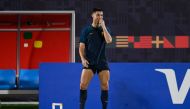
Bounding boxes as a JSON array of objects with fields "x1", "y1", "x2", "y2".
[
  {"x1": 80, "y1": 69, "x2": 94, "y2": 109},
  {"x1": 98, "y1": 70, "x2": 110, "y2": 109}
]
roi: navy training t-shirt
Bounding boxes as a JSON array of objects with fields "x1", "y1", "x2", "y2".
[{"x1": 80, "y1": 25, "x2": 111, "y2": 65}]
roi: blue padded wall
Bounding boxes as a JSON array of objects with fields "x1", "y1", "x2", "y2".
[{"x1": 39, "y1": 63, "x2": 190, "y2": 109}]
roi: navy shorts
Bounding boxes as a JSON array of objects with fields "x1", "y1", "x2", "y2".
[{"x1": 83, "y1": 64, "x2": 109, "y2": 74}]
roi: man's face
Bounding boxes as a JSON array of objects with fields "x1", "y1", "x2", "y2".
[{"x1": 92, "y1": 11, "x2": 103, "y2": 23}]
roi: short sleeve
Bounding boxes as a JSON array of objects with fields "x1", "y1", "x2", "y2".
[{"x1": 80, "y1": 27, "x2": 87, "y2": 43}]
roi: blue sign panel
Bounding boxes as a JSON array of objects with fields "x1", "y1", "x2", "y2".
[{"x1": 39, "y1": 63, "x2": 190, "y2": 109}]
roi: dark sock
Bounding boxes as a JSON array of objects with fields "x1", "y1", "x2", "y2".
[
  {"x1": 101, "y1": 90, "x2": 108, "y2": 109},
  {"x1": 80, "y1": 90, "x2": 87, "y2": 109}
]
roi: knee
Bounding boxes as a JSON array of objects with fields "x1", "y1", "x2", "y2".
[
  {"x1": 101, "y1": 82, "x2": 109, "y2": 90},
  {"x1": 80, "y1": 82, "x2": 88, "y2": 90}
]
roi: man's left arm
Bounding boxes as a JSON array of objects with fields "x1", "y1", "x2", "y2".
[{"x1": 100, "y1": 20, "x2": 112, "y2": 44}]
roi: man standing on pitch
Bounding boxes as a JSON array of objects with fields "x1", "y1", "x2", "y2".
[{"x1": 79, "y1": 8, "x2": 112, "y2": 109}]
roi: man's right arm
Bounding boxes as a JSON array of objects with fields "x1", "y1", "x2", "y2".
[{"x1": 79, "y1": 43, "x2": 89, "y2": 67}]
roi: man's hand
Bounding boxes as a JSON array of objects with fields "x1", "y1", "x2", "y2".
[
  {"x1": 82, "y1": 58, "x2": 89, "y2": 68},
  {"x1": 99, "y1": 19, "x2": 106, "y2": 28},
  {"x1": 99, "y1": 19, "x2": 112, "y2": 43}
]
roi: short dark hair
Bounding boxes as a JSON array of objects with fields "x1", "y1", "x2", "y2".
[{"x1": 92, "y1": 8, "x2": 103, "y2": 14}]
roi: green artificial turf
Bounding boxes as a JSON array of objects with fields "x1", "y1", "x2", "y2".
[{"x1": 0, "y1": 104, "x2": 38, "y2": 109}]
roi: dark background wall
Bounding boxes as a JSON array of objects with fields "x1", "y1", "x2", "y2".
[{"x1": 0, "y1": 0, "x2": 190, "y2": 62}]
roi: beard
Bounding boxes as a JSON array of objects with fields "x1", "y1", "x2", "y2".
[
  {"x1": 97, "y1": 20, "x2": 101, "y2": 27},
  {"x1": 92, "y1": 19, "x2": 101, "y2": 27}
]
